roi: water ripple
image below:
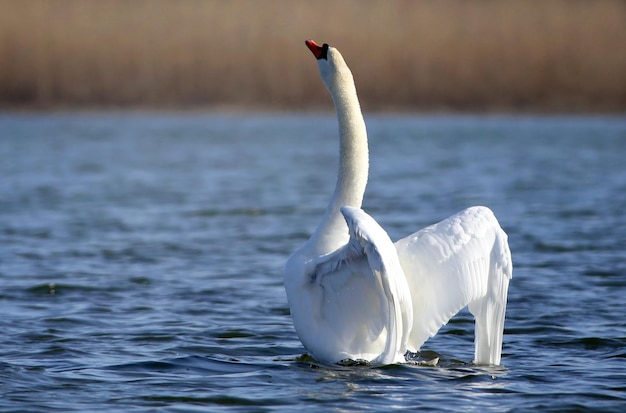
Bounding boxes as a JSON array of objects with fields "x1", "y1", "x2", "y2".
[{"x1": 1, "y1": 114, "x2": 625, "y2": 411}]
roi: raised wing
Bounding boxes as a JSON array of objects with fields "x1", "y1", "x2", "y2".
[
  {"x1": 394, "y1": 206, "x2": 512, "y2": 365},
  {"x1": 311, "y1": 206, "x2": 413, "y2": 364}
]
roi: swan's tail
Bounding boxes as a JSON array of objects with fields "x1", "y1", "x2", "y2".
[{"x1": 468, "y1": 225, "x2": 512, "y2": 365}]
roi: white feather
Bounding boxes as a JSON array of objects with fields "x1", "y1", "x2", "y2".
[
  {"x1": 295, "y1": 206, "x2": 413, "y2": 364},
  {"x1": 395, "y1": 206, "x2": 512, "y2": 365}
]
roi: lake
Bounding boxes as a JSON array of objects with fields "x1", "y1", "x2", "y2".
[{"x1": 1, "y1": 113, "x2": 625, "y2": 412}]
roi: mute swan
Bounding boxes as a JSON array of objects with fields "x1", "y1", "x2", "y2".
[{"x1": 284, "y1": 40, "x2": 512, "y2": 366}]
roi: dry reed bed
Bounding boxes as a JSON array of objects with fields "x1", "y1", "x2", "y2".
[{"x1": 1, "y1": 0, "x2": 625, "y2": 111}]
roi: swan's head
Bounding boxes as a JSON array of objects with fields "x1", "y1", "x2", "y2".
[{"x1": 305, "y1": 39, "x2": 354, "y2": 94}]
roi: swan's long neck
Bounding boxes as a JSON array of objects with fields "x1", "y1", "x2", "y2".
[{"x1": 309, "y1": 71, "x2": 369, "y2": 254}]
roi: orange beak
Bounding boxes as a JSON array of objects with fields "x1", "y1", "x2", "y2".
[{"x1": 305, "y1": 39, "x2": 325, "y2": 59}]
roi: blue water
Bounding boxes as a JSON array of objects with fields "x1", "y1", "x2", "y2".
[{"x1": 1, "y1": 113, "x2": 625, "y2": 412}]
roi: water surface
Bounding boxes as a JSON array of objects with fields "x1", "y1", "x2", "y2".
[{"x1": 1, "y1": 113, "x2": 625, "y2": 411}]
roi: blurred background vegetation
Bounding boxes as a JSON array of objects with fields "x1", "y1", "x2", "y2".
[{"x1": 1, "y1": 0, "x2": 625, "y2": 112}]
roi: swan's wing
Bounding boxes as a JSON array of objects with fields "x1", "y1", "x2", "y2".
[
  {"x1": 311, "y1": 206, "x2": 413, "y2": 364},
  {"x1": 394, "y1": 206, "x2": 512, "y2": 365}
]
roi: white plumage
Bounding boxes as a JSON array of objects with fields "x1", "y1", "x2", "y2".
[
  {"x1": 284, "y1": 40, "x2": 512, "y2": 365},
  {"x1": 395, "y1": 206, "x2": 512, "y2": 364}
]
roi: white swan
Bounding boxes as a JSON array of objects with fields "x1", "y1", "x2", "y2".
[{"x1": 284, "y1": 40, "x2": 512, "y2": 366}]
